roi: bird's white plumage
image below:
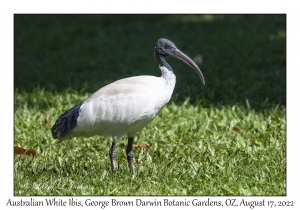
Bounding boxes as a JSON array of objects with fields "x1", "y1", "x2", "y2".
[
  {"x1": 61, "y1": 66, "x2": 176, "y2": 140},
  {"x1": 51, "y1": 38, "x2": 205, "y2": 173}
]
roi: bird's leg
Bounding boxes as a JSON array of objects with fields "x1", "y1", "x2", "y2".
[
  {"x1": 109, "y1": 136, "x2": 118, "y2": 171},
  {"x1": 126, "y1": 137, "x2": 134, "y2": 173}
]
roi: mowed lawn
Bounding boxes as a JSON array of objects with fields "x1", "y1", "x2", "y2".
[{"x1": 14, "y1": 15, "x2": 286, "y2": 195}]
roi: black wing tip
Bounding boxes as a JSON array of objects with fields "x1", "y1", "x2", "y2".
[{"x1": 51, "y1": 103, "x2": 82, "y2": 140}]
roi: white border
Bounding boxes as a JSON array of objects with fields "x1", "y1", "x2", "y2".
[{"x1": 2, "y1": 0, "x2": 299, "y2": 209}]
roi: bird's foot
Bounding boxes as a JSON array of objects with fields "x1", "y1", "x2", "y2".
[
  {"x1": 109, "y1": 149, "x2": 117, "y2": 171},
  {"x1": 127, "y1": 151, "x2": 135, "y2": 173}
]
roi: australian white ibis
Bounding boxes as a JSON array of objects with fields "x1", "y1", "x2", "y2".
[{"x1": 51, "y1": 38, "x2": 205, "y2": 173}]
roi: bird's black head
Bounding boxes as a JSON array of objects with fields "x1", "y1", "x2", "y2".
[
  {"x1": 154, "y1": 38, "x2": 177, "y2": 57},
  {"x1": 154, "y1": 38, "x2": 205, "y2": 86}
]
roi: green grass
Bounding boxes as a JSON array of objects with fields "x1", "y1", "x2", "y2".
[{"x1": 14, "y1": 14, "x2": 286, "y2": 196}]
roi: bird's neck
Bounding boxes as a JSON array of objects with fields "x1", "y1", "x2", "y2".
[
  {"x1": 155, "y1": 53, "x2": 176, "y2": 86},
  {"x1": 159, "y1": 65, "x2": 176, "y2": 104},
  {"x1": 155, "y1": 53, "x2": 174, "y2": 73},
  {"x1": 159, "y1": 65, "x2": 176, "y2": 86}
]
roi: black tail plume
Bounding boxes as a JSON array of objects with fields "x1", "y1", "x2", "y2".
[{"x1": 51, "y1": 104, "x2": 82, "y2": 139}]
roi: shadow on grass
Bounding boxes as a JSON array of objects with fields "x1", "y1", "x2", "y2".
[{"x1": 14, "y1": 14, "x2": 286, "y2": 110}]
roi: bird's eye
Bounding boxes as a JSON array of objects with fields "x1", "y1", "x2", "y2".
[{"x1": 164, "y1": 45, "x2": 169, "y2": 49}]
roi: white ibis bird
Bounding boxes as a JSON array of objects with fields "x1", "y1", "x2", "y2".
[{"x1": 51, "y1": 38, "x2": 205, "y2": 173}]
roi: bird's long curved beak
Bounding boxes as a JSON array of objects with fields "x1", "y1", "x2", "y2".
[{"x1": 171, "y1": 49, "x2": 205, "y2": 86}]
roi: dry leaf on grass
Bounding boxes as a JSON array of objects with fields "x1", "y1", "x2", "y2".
[
  {"x1": 14, "y1": 146, "x2": 36, "y2": 156},
  {"x1": 41, "y1": 117, "x2": 51, "y2": 125},
  {"x1": 232, "y1": 126, "x2": 243, "y2": 132}
]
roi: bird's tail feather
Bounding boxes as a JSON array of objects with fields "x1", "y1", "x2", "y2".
[{"x1": 51, "y1": 103, "x2": 82, "y2": 140}]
